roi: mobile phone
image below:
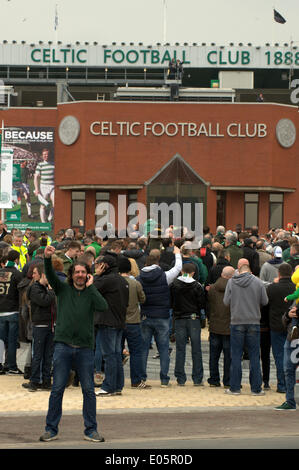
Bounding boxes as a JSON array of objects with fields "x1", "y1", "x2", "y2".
[{"x1": 289, "y1": 306, "x2": 299, "y2": 318}]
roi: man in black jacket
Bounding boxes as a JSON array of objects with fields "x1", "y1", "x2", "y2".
[
  {"x1": 198, "y1": 238, "x2": 214, "y2": 274},
  {"x1": 267, "y1": 262, "x2": 294, "y2": 393},
  {"x1": 159, "y1": 238, "x2": 175, "y2": 270},
  {"x1": 123, "y1": 241, "x2": 147, "y2": 270},
  {"x1": 0, "y1": 250, "x2": 23, "y2": 374},
  {"x1": 242, "y1": 238, "x2": 260, "y2": 276},
  {"x1": 206, "y1": 249, "x2": 232, "y2": 286},
  {"x1": 93, "y1": 254, "x2": 129, "y2": 396},
  {"x1": 171, "y1": 263, "x2": 206, "y2": 386}
]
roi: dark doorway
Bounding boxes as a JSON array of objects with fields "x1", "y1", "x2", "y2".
[{"x1": 146, "y1": 155, "x2": 207, "y2": 232}]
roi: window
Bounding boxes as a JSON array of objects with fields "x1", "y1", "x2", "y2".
[
  {"x1": 244, "y1": 193, "x2": 259, "y2": 229},
  {"x1": 216, "y1": 191, "x2": 226, "y2": 228},
  {"x1": 71, "y1": 191, "x2": 85, "y2": 227},
  {"x1": 127, "y1": 191, "x2": 138, "y2": 224},
  {"x1": 269, "y1": 193, "x2": 283, "y2": 229},
  {"x1": 96, "y1": 192, "x2": 110, "y2": 201}
]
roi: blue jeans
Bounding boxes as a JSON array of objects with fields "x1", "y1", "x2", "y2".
[
  {"x1": 98, "y1": 327, "x2": 124, "y2": 393},
  {"x1": 230, "y1": 324, "x2": 262, "y2": 393},
  {"x1": 94, "y1": 329, "x2": 103, "y2": 374},
  {"x1": 45, "y1": 342, "x2": 97, "y2": 436},
  {"x1": 141, "y1": 317, "x2": 170, "y2": 384},
  {"x1": 31, "y1": 326, "x2": 54, "y2": 384},
  {"x1": 208, "y1": 332, "x2": 230, "y2": 387},
  {"x1": 174, "y1": 318, "x2": 203, "y2": 385},
  {"x1": 283, "y1": 339, "x2": 298, "y2": 408},
  {"x1": 270, "y1": 330, "x2": 287, "y2": 392},
  {"x1": 0, "y1": 313, "x2": 19, "y2": 370},
  {"x1": 260, "y1": 330, "x2": 271, "y2": 385},
  {"x1": 123, "y1": 323, "x2": 144, "y2": 385}
]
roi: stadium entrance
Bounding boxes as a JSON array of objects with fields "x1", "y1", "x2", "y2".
[{"x1": 145, "y1": 155, "x2": 207, "y2": 230}]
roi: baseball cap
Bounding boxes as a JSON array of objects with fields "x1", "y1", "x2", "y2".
[
  {"x1": 274, "y1": 246, "x2": 283, "y2": 258},
  {"x1": 201, "y1": 237, "x2": 211, "y2": 247},
  {"x1": 102, "y1": 254, "x2": 118, "y2": 268}
]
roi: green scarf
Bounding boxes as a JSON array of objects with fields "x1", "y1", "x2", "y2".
[{"x1": 6, "y1": 261, "x2": 16, "y2": 267}]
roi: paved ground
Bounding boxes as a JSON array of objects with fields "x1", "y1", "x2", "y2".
[
  {"x1": 1, "y1": 409, "x2": 299, "y2": 449},
  {"x1": 1, "y1": 328, "x2": 286, "y2": 414},
  {"x1": 15, "y1": 327, "x2": 281, "y2": 385}
]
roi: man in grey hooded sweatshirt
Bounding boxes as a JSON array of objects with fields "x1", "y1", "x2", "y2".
[
  {"x1": 259, "y1": 246, "x2": 284, "y2": 284},
  {"x1": 223, "y1": 259, "x2": 268, "y2": 396}
]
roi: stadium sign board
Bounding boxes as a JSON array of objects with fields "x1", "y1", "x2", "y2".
[{"x1": 0, "y1": 44, "x2": 297, "y2": 69}]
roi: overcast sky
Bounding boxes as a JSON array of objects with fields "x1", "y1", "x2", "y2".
[{"x1": 1, "y1": 0, "x2": 299, "y2": 46}]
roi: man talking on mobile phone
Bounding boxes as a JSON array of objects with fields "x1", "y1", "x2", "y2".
[{"x1": 39, "y1": 245, "x2": 108, "y2": 443}]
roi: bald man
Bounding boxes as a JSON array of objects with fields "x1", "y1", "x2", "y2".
[
  {"x1": 207, "y1": 266, "x2": 235, "y2": 388},
  {"x1": 223, "y1": 258, "x2": 268, "y2": 396},
  {"x1": 222, "y1": 266, "x2": 236, "y2": 279},
  {"x1": 237, "y1": 258, "x2": 250, "y2": 271}
]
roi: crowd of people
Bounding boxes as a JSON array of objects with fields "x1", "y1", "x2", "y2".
[
  {"x1": 0, "y1": 220, "x2": 299, "y2": 441},
  {"x1": 168, "y1": 58, "x2": 184, "y2": 81}
]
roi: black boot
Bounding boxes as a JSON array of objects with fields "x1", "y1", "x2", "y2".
[
  {"x1": 41, "y1": 380, "x2": 52, "y2": 390},
  {"x1": 23, "y1": 366, "x2": 32, "y2": 380}
]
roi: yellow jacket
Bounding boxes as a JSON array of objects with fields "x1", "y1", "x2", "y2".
[{"x1": 11, "y1": 244, "x2": 28, "y2": 271}]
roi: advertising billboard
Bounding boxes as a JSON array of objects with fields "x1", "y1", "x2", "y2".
[
  {"x1": 0, "y1": 147, "x2": 13, "y2": 210},
  {"x1": 3, "y1": 127, "x2": 55, "y2": 232}
]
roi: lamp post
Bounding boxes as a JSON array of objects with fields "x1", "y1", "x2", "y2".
[
  {"x1": 163, "y1": 0, "x2": 167, "y2": 44},
  {"x1": 0, "y1": 121, "x2": 3, "y2": 220}
]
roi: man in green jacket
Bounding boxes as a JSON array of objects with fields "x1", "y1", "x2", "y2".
[
  {"x1": 58, "y1": 240, "x2": 82, "y2": 275},
  {"x1": 39, "y1": 245, "x2": 108, "y2": 444},
  {"x1": 224, "y1": 233, "x2": 243, "y2": 269}
]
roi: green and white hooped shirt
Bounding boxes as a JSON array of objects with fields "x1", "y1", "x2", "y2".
[{"x1": 35, "y1": 161, "x2": 55, "y2": 186}]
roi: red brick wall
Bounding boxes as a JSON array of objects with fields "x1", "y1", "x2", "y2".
[
  {"x1": 0, "y1": 103, "x2": 298, "y2": 235},
  {"x1": 55, "y1": 101, "x2": 299, "y2": 189}
]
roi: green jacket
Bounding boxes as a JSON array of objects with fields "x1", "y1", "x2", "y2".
[
  {"x1": 286, "y1": 287, "x2": 299, "y2": 303},
  {"x1": 190, "y1": 255, "x2": 208, "y2": 284},
  {"x1": 59, "y1": 253, "x2": 73, "y2": 275},
  {"x1": 85, "y1": 242, "x2": 102, "y2": 257},
  {"x1": 283, "y1": 247, "x2": 291, "y2": 262},
  {"x1": 44, "y1": 257, "x2": 108, "y2": 349},
  {"x1": 226, "y1": 244, "x2": 243, "y2": 269}
]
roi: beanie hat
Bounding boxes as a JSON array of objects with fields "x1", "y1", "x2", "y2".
[{"x1": 118, "y1": 257, "x2": 132, "y2": 273}]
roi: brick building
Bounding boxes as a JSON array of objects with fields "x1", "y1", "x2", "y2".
[{"x1": 0, "y1": 99, "x2": 298, "y2": 235}]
